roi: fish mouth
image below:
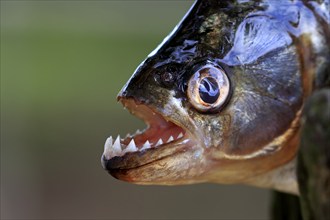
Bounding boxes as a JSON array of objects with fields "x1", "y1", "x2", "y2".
[{"x1": 101, "y1": 98, "x2": 196, "y2": 172}]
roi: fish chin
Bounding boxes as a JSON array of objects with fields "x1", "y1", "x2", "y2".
[{"x1": 101, "y1": 98, "x2": 205, "y2": 184}]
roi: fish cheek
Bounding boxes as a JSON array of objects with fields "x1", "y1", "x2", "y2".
[
  {"x1": 224, "y1": 46, "x2": 303, "y2": 155},
  {"x1": 228, "y1": 97, "x2": 297, "y2": 154},
  {"x1": 187, "y1": 111, "x2": 232, "y2": 148}
]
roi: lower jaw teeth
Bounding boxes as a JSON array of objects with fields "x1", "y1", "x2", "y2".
[
  {"x1": 167, "y1": 136, "x2": 174, "y2": 143},
  {"x1": 122, "y1": 139, "x2": 138, "y2": 154},
  {"x1": 155, "y1": 139, "x2": 163, "y2": 147},
  {"x1": 103, "y1": 132, "x2": 184, "y2": 159},
  {"x1": 140, "y1": 140, "x2": 151, "y2": 151}
]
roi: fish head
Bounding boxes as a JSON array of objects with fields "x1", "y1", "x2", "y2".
[{"x1": 102, "y1": 0, "x2": 329, "y2": 186}]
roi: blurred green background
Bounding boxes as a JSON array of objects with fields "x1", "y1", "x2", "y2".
[{"x1": 1, "y1": 1, "x2": 270, "y2": 219}]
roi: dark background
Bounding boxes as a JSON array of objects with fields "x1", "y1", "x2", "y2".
[{"x1": 1, "y1": 1, "x2": 270, "y2": 219}]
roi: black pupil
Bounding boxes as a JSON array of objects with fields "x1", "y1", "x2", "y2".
[{"x1": 199, "y1": 77, "x2": 220, "y2": 104}]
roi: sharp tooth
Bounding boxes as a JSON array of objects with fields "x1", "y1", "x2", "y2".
[
  {"x1": 177, "y1": 133, "x2": 183, "y2": 139},
  {"x1": 167, "y1": 136, "x2": 174, "y2": 143},
  {"x1": 155, "y1": 138, "x2": 163, "y2": 147},
  {"x1": 141, "y1": 140, "x2": 151, "y2": 150},
  {"x1": 103, "y1": 136, "x2": 113, "y2": 160},
  {"x1": 113, "y1": 135, "x2": 122, "y2": 155},
  {"x1": 104, "y1": 136, "x2": 113, "y2": 150},
  {"x1": 123, "y1": 139, "x2": 137, "y2": 153},
  {"x1": 125, "y1": 133, "x2": 131, "y2": 138}
]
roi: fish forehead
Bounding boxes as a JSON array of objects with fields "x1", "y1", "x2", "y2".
[{"x1": 125, "y1": 0, "x2": 326, "y2": 84}]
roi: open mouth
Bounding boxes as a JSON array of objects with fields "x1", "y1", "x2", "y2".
[{"x1": 102, "y1": 98, "x2": 194, "y2": 170}]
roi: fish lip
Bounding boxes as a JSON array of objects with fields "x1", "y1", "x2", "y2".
[{"x1": 102, "y1": 96, "x2": 197, "y2": 170}]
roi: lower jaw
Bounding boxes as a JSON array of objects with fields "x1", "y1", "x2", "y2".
[
  {"x1": 106, "y1": 146, "x2": 206, "y2": 185},
  {"x1": 102, "y1": 136, "x2": 196, "y2": 170}
]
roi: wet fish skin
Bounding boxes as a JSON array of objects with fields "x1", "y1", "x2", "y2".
[{"x1": 103, "y1": 0, "x2": 329, "y2": 194}]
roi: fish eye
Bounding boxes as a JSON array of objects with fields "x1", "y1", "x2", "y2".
[{"x1": 187, "y1": 64, "x2": 230, "y2": 112}]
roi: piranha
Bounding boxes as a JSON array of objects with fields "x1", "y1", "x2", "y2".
[{"x1": 101, "y1": 0, "x2": 329, "y2": 195}]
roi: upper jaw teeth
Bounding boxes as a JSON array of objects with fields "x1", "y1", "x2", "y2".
[{"x1": 103, "y1": 132, "x2": 185, "y2": 160}]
